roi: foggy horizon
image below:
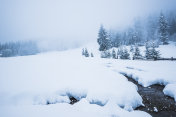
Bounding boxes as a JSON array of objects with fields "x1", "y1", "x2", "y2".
[{"x1": 0, "y1": 0, "x2": 176, "y2": 48}]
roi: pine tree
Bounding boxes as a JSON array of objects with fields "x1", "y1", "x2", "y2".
[
  {"x1": 145, "y1": 42, "x2": 152, "y2": 59},
  {"x1": 112, "y1": 49, "x2": 116, "y2": 59},
  {"x1": 120, "y1": 48, "x2": 130, "y2": 59},
  {"x1": 150, "y1": 43, "x2": 160, "y2": 60},
  {"x1": 146, "y1": 15, "x2": 158, "y2": 41},
  {"x1": 97, "y1": 25, "x2": 111, "y2": 51},
  {"x1": 84, "y1": 48, "x2": 89, "y2": 57},
  {"x1": 145, "y1": 42, "x2": 160, "y2": 60},
  {"x1": 159, "y1": 12, "x2": 169, "y2": 45},
  {"x1": 133, "y1": 45, "x2": 142, "y2": 60},
  {"x1": 117, "y1": 47, "x2": 123, "y2": 56},
  {"x1": 101, "y1": 50, "x2": 111, "y2": 58},
  {"x1": 91, "y1": 52, "x2": 94, "y2": 57},
  {"x1": 82, "y1": 48, "x2": 85, "y2": 56},
  {"x1": 130, "y1": 45, "x2": 134, "y2": 52},
  {"x1": 110, "y1": 32, "x2": 121, "y2": 47},
  {"x1": 169, "y1": 18, "x2": 176, "y2": 35}
]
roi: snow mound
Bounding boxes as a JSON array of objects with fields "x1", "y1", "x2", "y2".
[
  {"x1": 163, "y1": 83, "x2": 176, "y2": 101},
  {"x1": 108, "y1": 60, "x2": 176, "y2": 87}
]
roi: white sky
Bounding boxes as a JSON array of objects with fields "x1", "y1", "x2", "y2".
[{"x1": 0, "y1": 0, "x2": 176, "y2": 44}]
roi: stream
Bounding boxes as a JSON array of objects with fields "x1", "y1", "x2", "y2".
[{"x1": 123, "y1": 74, "x2": 176, "y2": 117}]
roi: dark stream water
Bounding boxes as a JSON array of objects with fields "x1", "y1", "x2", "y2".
[{"x1": 123, "y1": 74, "x2": 176, "y2": 117}]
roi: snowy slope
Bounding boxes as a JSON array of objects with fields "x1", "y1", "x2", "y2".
[
  {"x1": 0, "y1": 48, "x2": 150, "y2": 117},
  {"x1": 0, "y1": 42, "x2": 176, "y2": 117},
  {"x1": 91, "y1": 42, "x2": 176, "y2": 103}
]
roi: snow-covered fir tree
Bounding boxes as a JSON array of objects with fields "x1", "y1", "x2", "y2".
[
  {"x1": 150, "y1": 43, "x2": 160, "y2": 60},
  {"x1": 97, "y1": 25, "x2": 111, "y2": 51},
  {"x1": 120, "y1": 48, "x2": 130, "y2": 59},
  {"x1": 112, "y1": 49, "x2": 116, "y2": 59},
  {"x1": 159, "y1": 12, "x2": 169, "y2": 45},
  {"x1": 91, "y1": 52, "x2": 94, "y2": 57},
  {"x1": 101, "y1": 50, "x2": 111, "y2": 58},
  {"x1": 145, "y1": 42, "x2": 152, "y2": 59},
  {"x1": 130, "y1": 45, "x2": 134, "y2": 52},
  {"x1": 84, "y1": 48, "x2": 89, "y2": 57},
  {"x1": 133, "y1": 45, "x2": 142, "y2": 60},
  {"x1": 145, "y1": 42, "x2": 160, "y2": 60},
  {"x1": 82, "y1": 48, "x2": 85, "y2": 56},
  {"x1": 117, "y1": 47, "x2": 123, "y2": 56}
]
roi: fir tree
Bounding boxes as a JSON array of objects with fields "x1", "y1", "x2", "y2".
[
  {"x1": 101, "y1": 50, "x2": 111, "y2": 58},
  {"x1": 120, "y1": 48, "x2": 130, "y2": 59},
  {"x1": 84, "y1": 48, "x2": 89, "y2": 57},
  {"x1": 82, "y1": 48, "x2": 85, "y2": 56},
  {"x1": 91, "y1": 52, "x2": 94, "y2": 57},
  {"x1": 145, "y1": 42, "x2": 160, "y2": 60},
  {"x1": 130, "y1": 45, "x2": 134, "y2": 52},
  {"x1": 117, "y1": 47, "x2": 123, "y2": 56},
  {"x1": 97, "y1": 25, "x2": 111, "y2": 51},
  {"x1": 159, "y1": 12, "x2": 169, "y2": 45},
  {"x1": 150, "y1": 43, "x2": 160, "y2": 60},
  {"x1": 145, "y1": 42, "x2": 152, "y2": 59},
  {"x1": 112, "y1": 49, "x2": 116, "y2": 59},
  {"x1": 133, "y1": 45, "x2": 142, "y2": 60},
  {"x1": 169, "y1": 18, "x2": 176, "y2": 36}
]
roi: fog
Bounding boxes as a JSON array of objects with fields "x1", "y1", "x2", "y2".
[{"x1": 0, "y1": 0, "x2": 176, "y2": 50}]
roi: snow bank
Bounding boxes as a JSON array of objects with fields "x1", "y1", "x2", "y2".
[
  {"x1": 0, "y1": 99, "x2": 151, "y2": 117},
  {"x1": 163, "y1": 83, "x2": 176, "y2": 101},
  {"x1": 106, "y1": 60, "x2": 176, "y2": 87}
]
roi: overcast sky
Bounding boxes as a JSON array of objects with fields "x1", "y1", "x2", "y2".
[{"x1": 0, "y1": 0, "x2": 176, "y2": 45}]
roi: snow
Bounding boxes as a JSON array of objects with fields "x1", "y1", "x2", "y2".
[
  {"x1": 163, "y1": 83, "x2": 176, "y2": 101},
  {"x1": 159, "y1": 42, "x2": 176, "y2": 58},
  {"x1": 0, "y1": 42, "x2": 176, "y2": 117},
  {"x1": 104, "y1": 59, "x2": 176, "y2": 104},
  {"x1": 107, "y1": 60, "x2": 176, "y2": 87},
  {"x1": 0, "y1": 99, "x2": 151, "y2": 117},
  {"x1": 153, "y1": 107, "x2": 158, "y2": 112},
  {"x1": 97, "y1": 42, "x2": 176, "y2": 104},
  {"x1": 0, "y1": 48, "x2": 150, "y2": 117}
]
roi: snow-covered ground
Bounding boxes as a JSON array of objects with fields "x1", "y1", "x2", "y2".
[{"x1": 0, "y1": 42, "x2": 176, "y2": 117}]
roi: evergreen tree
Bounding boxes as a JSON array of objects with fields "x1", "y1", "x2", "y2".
[
  {"x1": 110, "y1": 32, "x2": 121, "y2": 47},
  {"x1": 169, "y1": 18, "x2": 176, "y2": 35},
  {"x1": 0, "y1": 41, "x2": 39, "y2": 57},
  {"x1": 82, "y1": 48, "x2": 85, "y2": 56},
  {"x1": 117, "y1": 47, "x2": 123, "y2": 56},
  {"x1": 133, "y1": 45, "x2": 142, "y2": 60},
  {"x1": 133, "y1": 20, "x2": 143, "y2": 45},
  {"x1": 159, "y1": 12, "x2": 169, "y2": 45},
  {"x1": 101, "y1": 50, "x2": 111, "y2": 58},
  {"x1": 112, "y1": 49, "x2": 116, "y2": 59},
  {"x1": 150, "y1": 43, "x2": 160, "y2": 60},
  {"x1": 145, "y1": 15, "x2": 158, "y2": 42},
  {"x1": 130, "y1": 45, "x2": 134, "y2": 52},
  {"x1": 97, "y1": 25, "x2": 111, "y2": 51},
  {"x1": 145, "y1": 42, "x2": 160, "y2": 60},
  {"x1": 145, "y1": 42, "x2": 152, "y2": 59},
  {"x1": 91, "y1": 52, "x2": 94, "y2": 57},
  {"x1": 84, "y1": 48, "x2": 89, "y2": 57},
  {"x1": 120, "y1": 48, "x2": 130, "y2": 59},
  {"x1": 167, "y1": 12, "x2": 176, "y2": 36}
]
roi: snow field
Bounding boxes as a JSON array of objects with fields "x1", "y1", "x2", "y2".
[
  {"x1": 0, "y1": 42, "x2": 176, "y2": 117},
  {"x1": 0, "y1": 49, "x2": 150, "y2": 117}
]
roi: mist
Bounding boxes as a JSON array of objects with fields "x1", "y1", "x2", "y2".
[{"x1": 0, "y1": 0, "x2": 176, "y2": 50}]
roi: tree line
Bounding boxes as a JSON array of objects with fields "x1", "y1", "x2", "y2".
[
  {"x1": 0, "y1": 41, "x2": 39, "y2": 57},
  {"x1": 96, "y1": 12, "x2": 176, "y2": 60},
  {"x1": 98, "y1": 12, "x2": 176, "y2": 50}
]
